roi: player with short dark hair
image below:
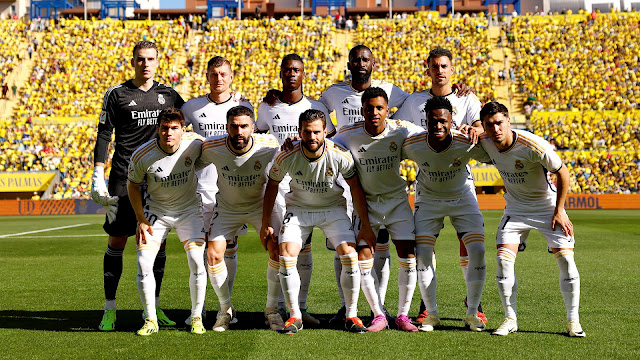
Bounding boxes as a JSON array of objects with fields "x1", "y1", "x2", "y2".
[
  {"x1": 402, "y1": 96, "x2": 489, "y2": 332},
  {"x1": 479, "y1": 101, "x2": 585, "y2": 338},
  {"x1": 92, "y1": 40, "x2": 184, "y2": 331},
  {"x1": 127, "y1": 107, "x2": 206, "y2": 336}
]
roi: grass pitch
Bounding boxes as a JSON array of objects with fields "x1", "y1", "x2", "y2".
[{"x1": 0, "y1": 210, "x2": 638, "y2": 359}]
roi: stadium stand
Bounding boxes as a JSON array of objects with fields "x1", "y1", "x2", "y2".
[
  {"x1": 353, "y1": 12, "x2": 495, "y2": 104},
  {"x1": 510, "y1": 12, "x2": 640, "y2": 111},
  {"x1": 15, "y1": 19, "x2": 187, "y2": 119},
  {"x1": 0, "y1": 21, "x2": 28, "y2": 99}
]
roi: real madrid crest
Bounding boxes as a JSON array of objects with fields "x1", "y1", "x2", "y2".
[
  {"x1": 254, "y1": 160, "x2": 262, "y2": 171},
  {"x1": 326, "y1": 167, "x2": 334, "y2": 177},
  {"x1": 158, "y1": 94, "x2": 165, "y2": 104},
  {"x1": 515, "y1": 159, "x2": 524, "y2": 170},
  {"x1": 185, "y1": 156, "x2": 193, "y2": 167},
  {"x1": 389, "y1": 141, "x2": 398, "y2": 152},
  {"x1": 452, "y1": 106, "x2": 458, "y2": 116},
  {"x1": 453, "y1": 158, "x2": 462, "y2": 167}
]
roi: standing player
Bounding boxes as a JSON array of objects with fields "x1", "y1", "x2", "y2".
[
  {"x1": 319, "y1": 45, "x2": 409, "y2": 319},
  {"x1": 260, "y1": 109, "x2": 376, "y2": 334},
  {"x1": 393, "y1": 47, "x2": 486, "y2": 323},
  {"x1": 333, "y1": 87, "x2": 423, "y2": 332},
  {"x1": 92, "y1": 41, "x2": 184, "y2": 331},
  {"x1": 256, "y1": 54, "x2": 334, "y2": 325},
  {"x1": 127, "y1": 108, "x2": 206, "y2": 336},
  {"x1": 198, "y1": 106, "x2": 284, "y2": 331},
  {"x1": 479, "y1": 102, "x2": 585, "y2": 337},
  {"x1": 402, "y1": 96, "x2": 488, "y2": 332},
  {"x1": 181, "y1": 56, "x2": 252, "y2": 324}
]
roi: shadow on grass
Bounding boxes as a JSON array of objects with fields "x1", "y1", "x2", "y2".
[{"x1": 0, "y1": 310, "x2": 401, "y2": 333}]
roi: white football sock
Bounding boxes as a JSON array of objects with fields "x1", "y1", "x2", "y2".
[
  {"x1": 373, "y1": 242, "x2": 391, "y2": 305},
  {"x1": 340, "y1": 253, "x2": 360, "y2": 319},
  {"x1": 359, "y1": 258, "x2": 383, "y2": 317},
  {"x1": 334, "y1": 252, "x2": 345, "y2": 307},
  {"x1": 224, "y1": 241, "x2": 238, "y2": 296},
  {"x1": 297, "y1": 243, "x2": 313, "y2": 310},
  {"x1": 416, "y1": 238, "x2": 438, "y2": 316},
  {"x1": 462, "y1": 233, "x2": 486, "y2": 315},
  {"x1": 185, "y1": 240, "x2": 207, "y2": 318},
  {"x1": 397, "y1": 257, "x2": 417, "y2": 317},
  {"x1": 496, "y1": 247, "x2": 518, "y2": 319},
  {"x1": 266, "y1": 258, "x2": 281, "y2": 309},
  {"x1": 136, "y1": 242, "x2": 159, "y2": 321},
  {"x1": 279, "y1": 256, "x2": 301, "y2": 319},
  {"x1": 555, "y1": 249, "x2": 580, "y2": 322}
]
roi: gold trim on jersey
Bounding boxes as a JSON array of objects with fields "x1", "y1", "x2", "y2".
[
  {"x1": 131, "y1": 141, "x2": 157, "y2": 164},
  {"x1": 403, "y1": 132, "x2": 426, "y2": 147},
  {"x1": 275, "y1": 144, "x2": 301, "y2": 165},
  {"x1": 453, "y1": 134, "x2": 472, "y2": 145},
  {"x1": 338, "y1": 121, "x2": 364, "y2": 134},
  {"x1": 516, "y1": 134, "x2": 545, "y2": 155},
  {"x1": 202, "y1": 137, "x2": 227, "y2": 150},
  {"x1": 327, "y1": 141, "x2": 353, "y2": 162}
]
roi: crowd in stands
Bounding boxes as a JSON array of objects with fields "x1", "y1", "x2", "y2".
[
  {"x1": 0, "y1": 120, "x2": 98, "y2": 199},
  {"x1": 1, "y1": 13, "x2": 639, "y2": 199},
  {"x1": 354, "y1": 12, "x2": 495, "y2": 103},
  {"x1": 0, "y1": 21, "x2": 27, "y2": 97},
  {"x1": 15, "y1": 19, "x2": 187, "y2": 119},
  {"x1": 189, "y1": 17, "x2": 340, "y2": 105},
  {"x1": 510, "y1": 11, "x2": 640, "y2": 111}
]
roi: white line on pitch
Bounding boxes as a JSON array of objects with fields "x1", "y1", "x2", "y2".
[
  {"x1": 2, "y1": 234, "x2": 106, "y2": 239},
  {"x1": 0, "y1": 223, "x2": 92, "y2": 239}
]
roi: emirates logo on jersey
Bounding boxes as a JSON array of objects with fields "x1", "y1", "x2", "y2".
[
  {"x1": 453, "y1": 158, "x2": 462, "y2": 167},
  {"x1": 185, "y1": 156, "x2": 193, "y2": 167},
  {"x1": 254, "y1": 160, "x2": 262, "y2": 171},
  {"x1": 515, "y1": 160, "x2": 524, "y2": 170},
  {"x1": 325, "y1": 167, "x2": 334, "y2": 177},
  {"x1": 389, "y1": 141, "x2": 398, "y2": 152},
  {"x1": 158, "y1": 94, "x2": 166, "y2": 104}
]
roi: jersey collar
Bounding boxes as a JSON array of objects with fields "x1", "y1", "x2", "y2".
[
  {"x1": 207, "y1": 93, "x2": 232, "y2": 105},
  {"x1": 225, "y1": 134, "x2": 255, "y2": 157},
  {"x1": 301, "y1": 141, "x2": 326, "y2": 163}
]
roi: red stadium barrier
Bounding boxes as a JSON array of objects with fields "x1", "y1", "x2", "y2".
[{"x1": 0, "y1": 199, "x2": 104, "y2": 216}]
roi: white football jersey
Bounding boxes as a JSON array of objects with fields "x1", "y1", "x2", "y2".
[
  {"x1": 256, "y1": 96, "x2": 335, "y2": 145},
  {"x1": 392, "y1": 90, "x2": 482, "y2": 129},
  {"x1": 268, "y1": 139, "x2": 356, "y2": 209},
  {"x1": 479, "y1": 130, "x2": 564, "y2": 215},
  {"x1": 402, "y1": 129, "x2": 490, "y2": 200},
  {"x1": 181, "y1": 93, "x2": 253, "y2": 193},
  {"x1": 319, "y1": 79, "x2": 409, "y2": 130},
  {"x1": 200, "y1": 133, "x2": 279, "y2": 213},
  {"x1": 332, "y1": 120, "x2": 422, "y2": 200},
  {"x1": 128, "y1": 133, "x2": 204, "y2": 215}
]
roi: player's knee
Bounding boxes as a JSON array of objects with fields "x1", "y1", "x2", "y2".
[
  {"x1": 108, "y1": 235, "x2": 128, "y2": 249},
  {"x1": 394, "y1": 240, "x2": 415, "y2": 258},
  {"x1": 357, "y1": 246, "x2": 373, "y2": 261}
]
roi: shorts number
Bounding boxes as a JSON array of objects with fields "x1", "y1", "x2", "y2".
[
  {"x1": 144, "y1": 212, "x2": 158, "y2": 225},
  {"x1": 283, "y1": 212, "x2": 293, "y2": 224}
]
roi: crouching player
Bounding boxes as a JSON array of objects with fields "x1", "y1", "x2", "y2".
[
  {"x1": 199, "y1": 106, "x2": 284, "y2": 332},
  {"x1": 260, "y1": 109, "x2": 376, "y2": 334},
  {"x1": 402, "y1": 96, "x2": 488, "y2": 332},
  {"x1": 127, "y1": 108, "x2": 207, "y2": 336},
  {"x1": 479, "y1": 102, "x2": 585, "y2": 337}
]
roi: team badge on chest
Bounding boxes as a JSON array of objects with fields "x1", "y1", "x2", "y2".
[
  {"x1": 254, "y1": 160, "x2": 262, "y2": 171},
  {"x1": 158, "y1": 94, "x2": 165, "y2": 104},
  {"x1": 185, "y1": 156, "x2": 193, "y2": 167},
  {"x1": 515, "y1": 160, "x2": 524, "y2": 170},
  {"x1": 326, "y1": 167, "x2": 334, "y2": 177},
  {"x1": 389, "y1": 141, "x2": 398, "y2": 152},
  {"x1": 453, "y1": 158, "x2": 462, "y2": 167}
]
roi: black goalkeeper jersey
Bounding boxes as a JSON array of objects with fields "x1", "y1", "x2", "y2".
[{"x1": 94, "y1": 80, "x2": 185, "y2": 197}]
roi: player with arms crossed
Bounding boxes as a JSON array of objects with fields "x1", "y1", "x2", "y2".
[
  {"x1": 402, "y1": 96, "x2": 488, "y2": 332},
  {"x1": 127, "y1": 108, "x2": 206, "y2": 336},
  {"x1": 393, "y1": 47, "x2": 487, "y2": 324},
  {"x1": 181, "y1": 56, "x2": 252, "y2": 324},
  {"x1": 256, "y1": 54, "x2": 335, "y2": 325},
  {"x1": 199, "y1": 106, "x2": 284, "y2": 332},
  {"x1": 261, "y1": 109, "x2": 376, "y2": 334},
  {"x1": 479, "y1": 102, "x2": 585, "y2": 337},
  {"x1": 333, "y1": 87, "x2": 424, "y2": 332},
  {"x1": 92, "y1": 41, "x2": 184, "y2": 331}
]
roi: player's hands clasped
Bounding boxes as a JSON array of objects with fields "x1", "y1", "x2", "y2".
[{"x1": 260, "y1": 224, "x2": 276, "y2": 251}]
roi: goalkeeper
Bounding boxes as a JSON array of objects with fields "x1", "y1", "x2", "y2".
[{"x1": 91, "y1": 41, "x2": 185, "y2": 331}]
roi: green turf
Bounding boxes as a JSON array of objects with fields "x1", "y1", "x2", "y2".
[{"x1": 0, "y1": 211, "x2": 638, "y2": 359}]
